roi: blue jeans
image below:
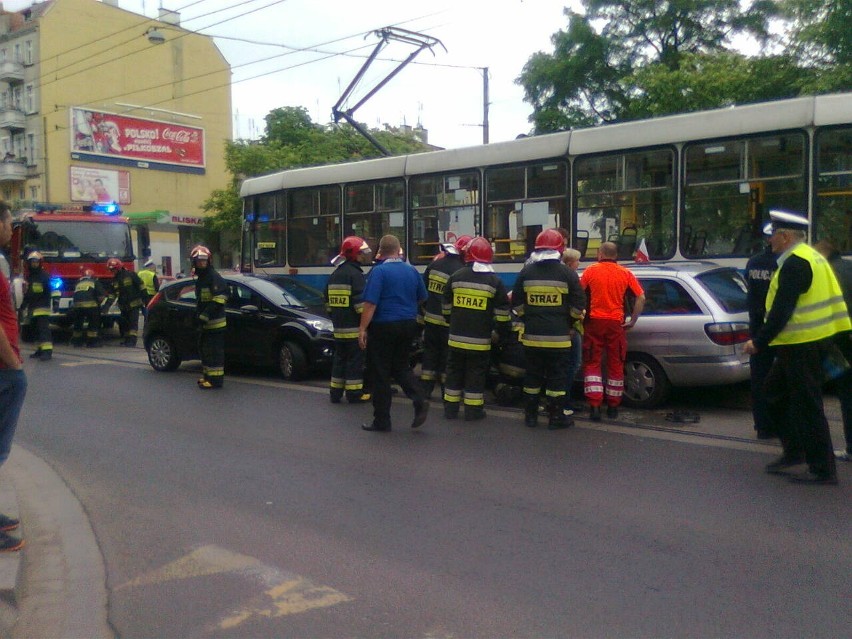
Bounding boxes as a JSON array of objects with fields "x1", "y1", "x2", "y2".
[{"x1": 0, "y1": 369, "x2": 26, "y2": 467}]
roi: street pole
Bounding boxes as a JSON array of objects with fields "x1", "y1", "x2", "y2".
[{"x1": 482, "y1": 66, "x2": 489, "y2": 145}]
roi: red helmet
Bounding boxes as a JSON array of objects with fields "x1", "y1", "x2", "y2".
[
  {"x1": 535, "y1": 228, "x2": 565, "y2": 252},
  {"x1": 107, "y1": 257, "x2": 122, "y2": 271},
  {"x1": 190, "y1": 245, "x2": 212, "y2": 261},
  {"x1": 339, "y1": 236, "x2": 371, "y2": 261},
  {"x1": 82, "y1": 268, "x2": 95, "y2": 278},
  {"x1": 454, "y1": 234, "x2": 473, "y2": 253},
  {"x1": 464, "y1": 237, "x2": 494, "y2": 264}
]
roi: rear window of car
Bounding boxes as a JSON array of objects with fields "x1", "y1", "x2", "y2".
[
  {"x1": 694, "y1": 269, "x2": 748, "y2": 313},
  {"x1": 639, "y1": 278, "x2": 701, "y2": 315},
  {"x1": 162, "y1": 282, "x2": 196, "y2": 303}
]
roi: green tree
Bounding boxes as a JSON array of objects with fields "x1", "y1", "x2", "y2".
[
  {"x1": 520, "y1": 0, "x2": 851, "y2": 131},
  {"x1": 202, "y1": 108, "x2": 430, "y2": 233}
]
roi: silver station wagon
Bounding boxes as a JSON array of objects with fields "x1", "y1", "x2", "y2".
[{"x1": 619, "y1": 261, "x2": 751, "y2": 408}]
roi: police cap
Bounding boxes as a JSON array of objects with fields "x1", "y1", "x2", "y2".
[{"x1": 768, "y1": 210, "x2": 809, "y2": 232}]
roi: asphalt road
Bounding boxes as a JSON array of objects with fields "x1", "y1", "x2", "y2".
[{"x1": 15, "y1": 349, "x2": 852, "y2": 638}]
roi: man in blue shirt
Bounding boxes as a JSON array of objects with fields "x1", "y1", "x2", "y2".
[{"x1": 358, "y1": 235, "x2": 429, "y2": 431}]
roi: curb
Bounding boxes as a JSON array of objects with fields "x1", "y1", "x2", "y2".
[{"x1": 1, "y1": 446, "x2": 111, "y2": 639}]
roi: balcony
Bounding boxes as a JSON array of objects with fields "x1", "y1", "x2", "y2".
[
  {"x1": 0, "y1": 108, "x2": 24, "y2": 130},
  {"x1": 0, "y1": 159, "x2": 26, "y2": 182},
  {"x1": 0, "y1": 60, "x2": 24, "y2": 83}
]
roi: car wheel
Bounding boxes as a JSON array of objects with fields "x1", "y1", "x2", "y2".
[
  {"x1": 278, "y1": 341, "x2": 307, "y2": 381},
  {"x1": 622, "y1": 353, "x2": 671, "y2": 409},
  {"x1": 147, "y1": 334, "x2": 181, "y2": 372}
]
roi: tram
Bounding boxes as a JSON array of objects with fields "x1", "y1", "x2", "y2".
[{"x1": 240, "y1": 93, "x2": 851, "y2": 290}]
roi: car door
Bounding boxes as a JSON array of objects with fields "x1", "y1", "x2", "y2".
[
  {"x1": 165, "y1": 282, "x2": 200, "y2": 359},
  {"x1": 224, "y1": 282, "x2": 277, "y2": 366}
]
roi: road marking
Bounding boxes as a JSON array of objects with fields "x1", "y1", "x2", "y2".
[
  {"x1": 115, "y1": 545, "x2": 352, "y2": 629},
  {"x1": 115, "y1": 545, "x2": 262, "y2": 590},
  {"x1": 218, "y1": 578, "x2": 352, "y2": 629}
]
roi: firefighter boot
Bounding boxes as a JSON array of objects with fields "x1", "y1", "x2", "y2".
[
  {"x1": 524, "y1": 397, "x2": 539, "y2": 428},
  {"x1": 38, "y1": 350, "x2": 52, "y2": 361},
  {"x1": 443, "y1": 402, "x2": 459, "y2": 420},
  {"x1": 420, "y1": 379, "x2": 435, "y2": 399},
  {"x1": 29, "y1": 349, "x2": 41, "y2": 359},
  {"x1": 464, "y1": 406, "x2": 486, "y2": 422},
  {"x1": 547, "y1": 398, "x2": 573, "y2": 430},
  {"x1": 329, "y1": 390, "x2": 343, "y2": 404}
]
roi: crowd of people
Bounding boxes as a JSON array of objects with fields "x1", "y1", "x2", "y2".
[{"x1": 325, "y1": 211, "x2": 850, "y2": 487}]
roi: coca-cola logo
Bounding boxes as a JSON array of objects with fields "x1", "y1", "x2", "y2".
[{"x1": 162, "y1": 128, "x2": 195, "y2": 144}]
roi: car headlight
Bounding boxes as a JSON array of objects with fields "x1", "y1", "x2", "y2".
[{"x1": 304, "y1": 318, "x2": 333, "y2": 333}]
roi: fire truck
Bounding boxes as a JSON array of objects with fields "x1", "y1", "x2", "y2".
[{"x1": 9, "y1": 203, "x2": 135, "y2": 334}]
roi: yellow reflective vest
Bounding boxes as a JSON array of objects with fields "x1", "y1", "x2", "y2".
[{"x1": 765, "y1": 243, "x2": 852, "y2": 346}]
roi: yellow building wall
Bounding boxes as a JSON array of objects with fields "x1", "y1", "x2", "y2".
[{"x1": 37, "y1": 0, "x2": 231, "y2": 218}]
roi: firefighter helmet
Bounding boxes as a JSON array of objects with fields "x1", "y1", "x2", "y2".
[
  {"x1": 534, "y1": 228, "x2": 565, "y2": 252},
  {"x1": 82, "y1": 268, "x2": 95, "y2": 278},
  {"x1": 190, "y1": 245, "x2": 212, "y2": 261},
  {"x1": 464, "y1": 237, "x2": 494, "y2": 264},
  {"x1": 455, "y1": 234, "x2": 473, "y2": 253},
  {"x1": 339, "y1": 236, "x2": 371, "y2": 261},
  {"x1": 26, "y1": 250, "x2": 43, "y2": 262},
  {"x1": 144, "y1": 258, "x2": 155, "y2": 268},
  {"x1": 107, "y1": 257, "x2": 122, "y2": 271}
]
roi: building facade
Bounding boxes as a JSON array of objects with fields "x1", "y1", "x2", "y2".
[{"x1": 0, "y1": 0, "x2": 232, "y2": 274}]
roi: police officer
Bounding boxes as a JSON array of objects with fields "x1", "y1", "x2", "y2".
[
  {"x1": 137, "y1": 259, "x2": 160, "y2": 314},
  {"x1": 744, "y1": 210, "x2": 851, "y2": 485},
  {"x1": 327, "y1": 236, "x2": 372, "y2": 404},
  {"x1": 745, "y1": 222, "x2": 778, "y2": 439},
  {"x1": 71, "y1": 269, "x2": 105, "y2": 347},
  {"x1": 441, "y1": 237, "x2": 510, "y2": 421},
  {"x1": 420, "y1": 235, "x2": 470, "y2": 398},
  {"x1": 192, "y1": 245, "x2": 227, "y2": 390},
  {"x1": 107, "y1": 257, "x2": 144, "y2": 347},
  {"x1": 22, "y1": 251, "x2": 55, "y2": 360},
  {"x1": 512, "y1": 229, "x2": 586, "y2": 429}
]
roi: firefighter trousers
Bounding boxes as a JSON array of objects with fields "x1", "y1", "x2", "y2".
[
  {"x1": 583, "y1": 318, "x2": 627, "y2": 408},
  {"x1": 330, "y1": 339, "x2": 366, "y2": 401},
  {"x1": 200, "y1": 329, "x2": 225, "y2": 387},
  {"x1": 71, "y1": 308, "x2": 101, "y2": 345},
  {"x1": 443, "y1": 347, "x2": 490, "y2": 416},
  {"x1": 31, "y1": 312, "x2": 52, "y2": 353},
  {"x1": 522, "y1": 347, "x2": 570, "y2": 409},
  {"x1": 420, "y1": 323, "x2": 449, "y2": 393}
]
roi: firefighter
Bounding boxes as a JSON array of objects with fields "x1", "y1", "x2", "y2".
[
  {"x1": 137, "y1": 258, "x2": 160, "y2": 316},
  {"x1": 512, "y1": 229, "x2": 586, "y2": 429},
  {"x1": 420, "y1": 234, "x2": 471, "y2": 398},
  {"x1": 326, "y1": 236, "x2": 372, "y2": 404},
  {"x1": 22, "y1": 251, "x2": 55, "y2": 360},
  {"x1": 107, "y1": 257, "x2": 144, "y2": 347},
  {"x1": 192, "y1": 245, "x2": 227, "y2": 389},
  {"x1": 71, "y1": 269, "x2": 105, "y2": 347},
  {"x1": 441, "y1": 237, "x2": 511, "y2": 421}
]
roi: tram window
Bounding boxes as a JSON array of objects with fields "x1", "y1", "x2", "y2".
[
  {"x1": 343, "y1": 179, "x2": 405, "y2": 255},
  {"x1": 574, "y1": 149, "x2": 675, "y2": 260},
  {"x1": 487, "y1": 166, "x2": 525, "y2": 201},
  {"x1": 288, "y1": 186, "x2": 341, "y2": 266},
  {"x1": 815, "y1": 126, "x2": 852, "y2": 253},
  {"x1": 684, "y1": 133, "x2": 806, "y2": 258},
  {"x1": 528, "y1": 163, "x2": 566, "y2": 198},
  {"x1": 410, "y1": 172, "x2": 479, "y2": 264},
  {"x1": 252, "y1": 194, "x2": 285, "y2": 267}
]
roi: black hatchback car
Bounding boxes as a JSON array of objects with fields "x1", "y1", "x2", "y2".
[{"x1": 143, "y1": 273, "x2": 334, "y2": 380}]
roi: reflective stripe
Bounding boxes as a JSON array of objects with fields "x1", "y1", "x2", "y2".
[
  {"x1": 521, "y1": 333, "x2": 571, "y2": 348},
  {"x1": 334, "y1": 328, "x2": 359, "y2": 339}
]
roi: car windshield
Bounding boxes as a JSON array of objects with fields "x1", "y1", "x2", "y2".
[
  {"x1": 695, "y1": 268, "x2": 749, "y2": 313},
  {"x1": 262, "y1": 276, "x2": 326, "y2": 307},
  {"x1": 247, "y1": 278, "x2": 317, "y2": 308}
]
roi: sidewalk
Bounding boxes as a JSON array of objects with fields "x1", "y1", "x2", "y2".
[{"x1": 0, "y1": 340, "x2": 846, "y2": 637}]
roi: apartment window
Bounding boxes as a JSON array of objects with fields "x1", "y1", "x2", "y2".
[
  {"x1": 30, "y1": 186, "x2": 37, "y2": 200},
  {"x1": 13, "y1": 43, "x2": 20, "y2": 62},
  {"x1": 25, "y1": 85, "x2": 33, "y2": 113},
  {"x1": 24, "y1": 40, "x2": 32, "y2": 65},
  {"x1": 27, "y1": 133, "x2": 34, "y2": 165},
  {"x1": 12, "y1": 86, "x2": 21, "y2": 110}
]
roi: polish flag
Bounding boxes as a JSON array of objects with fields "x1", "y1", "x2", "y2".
[{"x1": 634, "y1": 238, "x2": 650, "y2": 263}]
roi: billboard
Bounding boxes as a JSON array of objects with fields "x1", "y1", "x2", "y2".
[
  {"x1": 70, "y1": 166, "x2": 131, "y2": 204},
  {"x1": 70, "y1": 108, "x2": 205, "y2": 171}
]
